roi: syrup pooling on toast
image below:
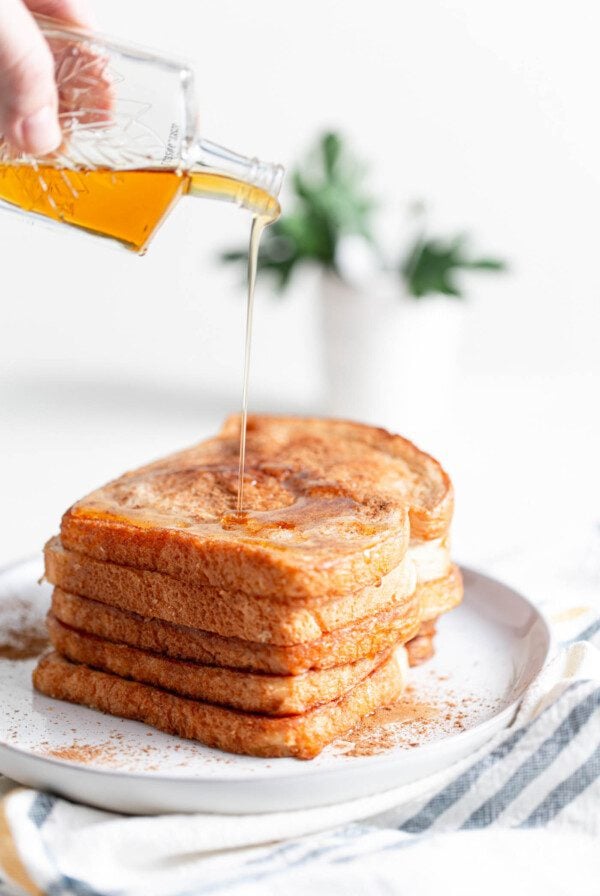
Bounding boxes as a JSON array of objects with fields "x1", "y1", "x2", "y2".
[
  {"x1": 71, "y1": 462, "x2": 403, "y2": 556},
  {"x1": 222, "y1": 495, "x2": 368, "y2": 536},
  {"x1": 66, "y1": 421, "x2": 421, "y2": 560}
]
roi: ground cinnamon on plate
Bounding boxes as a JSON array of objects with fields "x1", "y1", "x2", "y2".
[
  {"x1": 0, "y1": 598, "x2": 48, "y2": 660},
  {"x1": 339, "y1": 689, "x2": 440, "y2": 757},
  {"x1": 335, "y1": 677, "x2": 494, "y2": 758},
  {"x1": 44, "y1": 741, "x2": 119, "y2": 764}
]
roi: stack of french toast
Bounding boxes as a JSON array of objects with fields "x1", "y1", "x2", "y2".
[{"x1": 34, "y1": 416, "x2": 463, "y2": 759}]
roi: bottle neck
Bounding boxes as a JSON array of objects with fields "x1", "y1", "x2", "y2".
[{"x1": 187, "y1": 139, "x2": 283, "y2": 218}]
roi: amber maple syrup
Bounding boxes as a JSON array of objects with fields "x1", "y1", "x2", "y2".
[
  {"x1": 0, "y1": 164, "x2": 279, "y2": 253},
  {"x1": 0, "y1": 162, "x2": 280, "y2": 511}
]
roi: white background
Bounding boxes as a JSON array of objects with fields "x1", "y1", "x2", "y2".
[{"x1": 1, "y1": 0, "x2": 599, "y2": 580}]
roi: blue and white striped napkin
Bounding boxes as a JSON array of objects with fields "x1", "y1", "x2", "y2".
[{"x1": 1, "y1": 627, "x2": 599, "y2": 896}]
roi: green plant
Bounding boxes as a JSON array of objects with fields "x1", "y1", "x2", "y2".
[
  {"x1": 221, "y1": 129, "x2": 507, "y2": 298},
  {"x1": 401, "y1": 233, "x2": 506, "y2": 299},
  {"x1": 221, "y1": 131, "x2": 377, "y2": 290}
]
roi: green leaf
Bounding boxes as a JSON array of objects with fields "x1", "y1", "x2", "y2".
[
  {"x1": 401, "y1": 235, "x2": 506, "y2": 299},
  {"x1": 219, "y1": 130, "x2": 378, "y2": 290},
  {"x1": 463, "y1": 258, "x2": 507, "y2": 271},
  {"x1": 220, "y1": 250, "x2": 248, "y2": 264},
  {"x1": 321, "y1": 132, "x2": 343, "y2": 177}
]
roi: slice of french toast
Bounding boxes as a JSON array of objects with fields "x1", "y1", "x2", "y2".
[
  {"x1": 51, "y1": 587, "x2": 422, "y2": 675},
  {"x1": 46, "y1": 614, "x2": 390, "y2": 716},
  {"x1": 60, "y1": 415, "x2": 452, "y2": 600},
  {"x1": 45, "y1": 537, "x2": 417, "y2": 644},
  {"x1": 33, "y1": 649, "x2": 407, "y2": 759}
]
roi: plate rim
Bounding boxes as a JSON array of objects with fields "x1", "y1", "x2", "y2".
[{"x1": 0, "y1": 561, "x2": 552, "y2": 784}]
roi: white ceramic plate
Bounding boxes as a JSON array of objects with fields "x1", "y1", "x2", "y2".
[{"x1": 0, "y1": 558, "x2": 550, "y2": 814}]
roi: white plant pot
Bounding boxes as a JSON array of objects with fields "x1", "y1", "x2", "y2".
[{"x1": 320, "y1": 272, "x2": 466, "y2": 445}]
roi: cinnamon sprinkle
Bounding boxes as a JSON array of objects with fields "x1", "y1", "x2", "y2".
[
  {"x1": 43, "y1": 740, "x2": 120, "y2": 765},
  {"x1": 339, "y1": 688, "x2": 439, "y2": 757},
  {"x1": 40, "y1": 734, "x2": 158, "y2": 768},
  {"x1": 335, "y1": 680, "x2": 493, "y2": 758},
  {"x1": 0, "y1": 598, "x2": 48, "y2": 660}
]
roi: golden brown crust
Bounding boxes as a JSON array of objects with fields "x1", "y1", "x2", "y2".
[
  {"x1": 60, "y1": 513, "x2": 408, "y2": 603},
  {"x1": 59, "y1": 415, "x2": 453, "y2": 600},
  {"x1": 417, "y1": 565, "x2": 463, "y2": 622},
  {"x1": 45, "y1": 538, "x2": 417, "y2": 644},
  {"x1": 405, "y1": 635, "x2": 435, "y2": 666},
  {"x1": 32, "y1": 650, "x2": 405, "y2": 759},
  {"x1": 51, "y1": 587, "x2": 422, "y2": 675},
  {"x1": 405, "y1": 618, "x2": 438, "y2": 666},
  {"x1": 47, "y1": 615, "x2": 386, "y2": 716}
]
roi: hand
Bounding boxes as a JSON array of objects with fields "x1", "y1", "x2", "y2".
[{"x1": 0, "y1": 0, "x2": 95, "y2": 155}]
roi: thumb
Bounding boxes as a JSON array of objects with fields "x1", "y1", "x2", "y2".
[{"x1": 0, "y1": 0, "x2": 61, "y2": 155}]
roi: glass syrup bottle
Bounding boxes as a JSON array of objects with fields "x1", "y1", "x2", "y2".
[{"x1": 0, "y1": 15, "x2": 283, "y2": 253}]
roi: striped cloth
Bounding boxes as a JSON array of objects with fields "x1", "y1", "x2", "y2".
[{"x1": 1, "y1": 628, "x2": 599, "y2": 896}]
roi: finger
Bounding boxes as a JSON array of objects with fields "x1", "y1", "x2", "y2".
[
  {"x1": 23, "y1": 0, "x2": 96, "y2": 28},
  {"x1": 0, "y1": 0, "x2": 61, "y2": 155}
]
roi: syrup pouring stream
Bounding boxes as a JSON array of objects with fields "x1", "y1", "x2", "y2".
[{"x1": 236, "y1": 213, "x2": 271, "y2": 512}]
